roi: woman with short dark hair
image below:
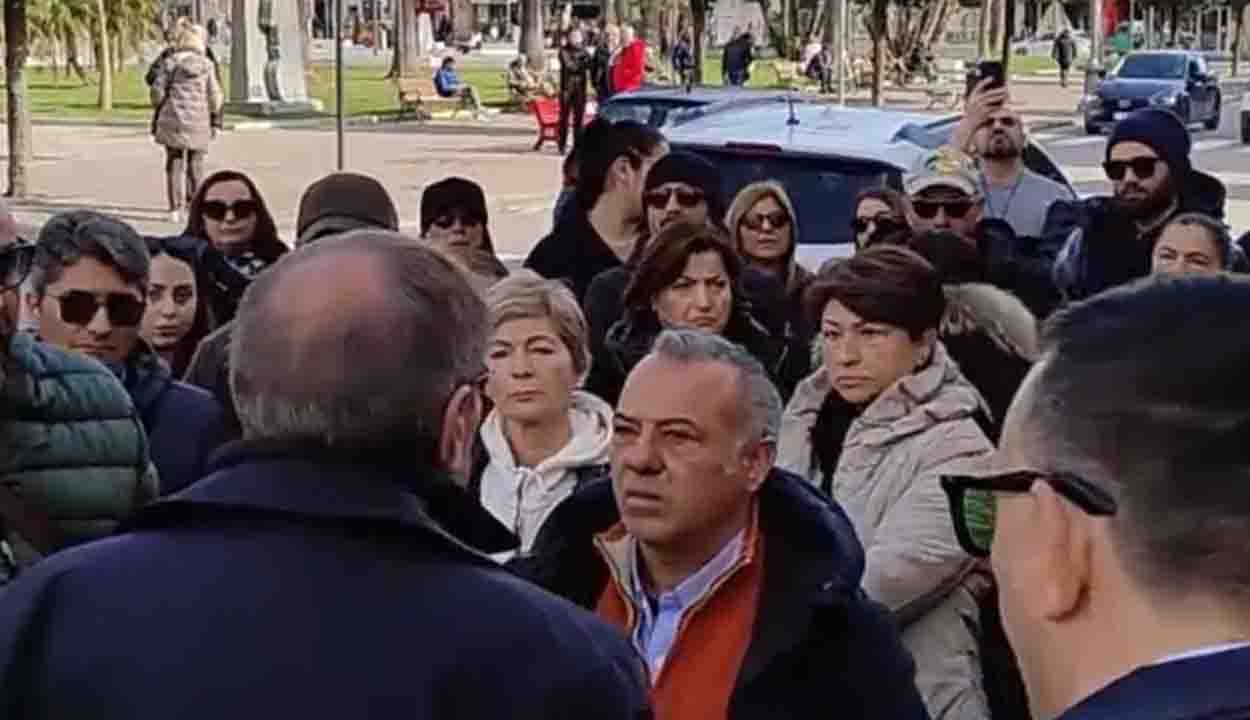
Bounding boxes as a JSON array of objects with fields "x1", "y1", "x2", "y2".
[
  {"x1": 778, "y1": 244, "x2": 991, "y2": 720},
  {"x1": 851, "y1": 187, "x2": 911, "y2": 250},
  {"x1": 585, "y1": 221, "x2": 799, "y2": 404}
]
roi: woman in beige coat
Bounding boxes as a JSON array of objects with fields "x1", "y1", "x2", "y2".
[
  {"x1": 778, "y1": 245, "x2": 992, "y2": 720},
  {"x1": 150, "y1": 24, "x2": 223, "y2": 223}
]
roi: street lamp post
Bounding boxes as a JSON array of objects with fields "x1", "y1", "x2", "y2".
[{"x1": 336, "y1": 0, "x2": 345, "y2": 170}]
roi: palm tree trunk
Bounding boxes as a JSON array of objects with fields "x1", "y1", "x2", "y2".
[
  {"x1": 871, "y1": 0, "x2": 886, "y2": 105},
  {"x1": 66, "y1": 30, "x2": 90, "y2": 84},
  {"x1": 691, "y1": 0, "x2": 707, "y2": 83},
  {"x1": 95, "y1": 0, "x2": 113, "y2": 110},
  {"x1": 520, "y1": 0, "x2": 543, "y2": 72},
  {"x1": 5, "y1": 0, "x2": 31, "y2": 197}
]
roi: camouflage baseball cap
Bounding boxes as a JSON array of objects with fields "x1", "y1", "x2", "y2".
[{"x1": 905, "y1": 146, "x2": 980, "y2": 197}]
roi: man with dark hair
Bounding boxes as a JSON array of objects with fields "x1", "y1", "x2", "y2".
[
  {"x1": 1044, "y1": 107, "x2": 1226, "y2": 303},
  {"x1": 184, "y1": 172, "x2": 401, "y2": 437},
  {"x1": 525, "y1": 118, "x2": 667, "y2": 301},
  {"x1": 943, "y1": 275, "x2": 1250, "y2": 720},
  {"x1": 0, "y1": 229, "x2": 155, "y2": 585},
  {"x1": 27, "y1": 210, "x2": 222, "y2": 494},
  {"x1": 558, "y1": 29, "x2": 591, "y2": 154},
  {"x1": 0, "y1": 232, "x2": 654, "y2": 720},
  {"x1": 516, "y1": 329, "x2": 929, "y2": 719}
]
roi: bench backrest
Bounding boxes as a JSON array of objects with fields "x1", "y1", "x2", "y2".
[{"x1": 397, "y1": 74, "x2": 438, "y2": 98}]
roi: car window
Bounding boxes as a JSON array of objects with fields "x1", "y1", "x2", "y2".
[
  {"x1": 1116, "y1": 54, "x2": 1186, "y2": 79},
  {"x1": 598, "y1": 102, "x2": 655, "y2": 125},
  {"x1": 678, "y1": 146, "x2": 896, "y2": 247}
]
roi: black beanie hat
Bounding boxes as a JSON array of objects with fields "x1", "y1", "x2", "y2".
[
  {"x1": 644, "y1": 151, "x2": 727, "y2": 223},
  {"x1": 1106, "y1": 108, "x2": 1192, "y2": 180},
  {"x1": 296, "y1": 172, "x2": 399, "y2": 246},
  {"x1": 420, "y1": 177, "x2": 489, "y2": 236}
]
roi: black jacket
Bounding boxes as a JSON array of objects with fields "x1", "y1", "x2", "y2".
[
  {"x1": 0, "y1": 441, "x2": 653, "y2": 720},
  {"x1": 525, "y1": 208, "x2": 629, "y2": 303},
  {"x1": 1045, "y1": 169, "x2": 1226, "y2": 304},
  {"x1": 183, "y1": 320, "x2": 241, "y2": 440},
  {"x1": 1056, "y1": 647, "x2": 1250, "y2": 719},
  {"x1": 722, "y1": 34, "x2": 754, "y2": 78},
  {"x1": 511, "y1": 470, "x2": 930, "y2": 720},
  {"x1": 560, "y1": 45, "x2": 591, "y2": 95}
]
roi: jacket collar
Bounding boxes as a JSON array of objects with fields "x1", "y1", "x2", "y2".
[
  {"x1": 131, "y1": 439, "x2": 518, "y2": 558},
  {"x1": 1058, "y1": 646, "x2": 1250, "y2": 720},
  {"x1": 121, "y1": 339, "x2": 173, "y2": 414},
  {"x1": 850, "y1": 342, "x2": 985, "y2": 448}
]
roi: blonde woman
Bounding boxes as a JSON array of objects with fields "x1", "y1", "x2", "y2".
[{"x1": 150, "y1": 24, "x2": 223, "y2": 223}]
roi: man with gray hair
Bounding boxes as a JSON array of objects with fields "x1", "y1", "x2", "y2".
[
  {"x1": 0, "y1": 231, "x2": 653, "y2": 719},
  {"x1": 515, "y1": 329, "x2": 928, "y2": 719}
]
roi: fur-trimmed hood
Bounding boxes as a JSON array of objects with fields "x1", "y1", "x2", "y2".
[{"x1": 941, "y1": 282, "x2": 1039, "y2": 363}]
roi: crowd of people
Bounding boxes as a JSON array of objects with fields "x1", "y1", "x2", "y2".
[{"x1": 2, "y1": 77, "x2": 1250, "y2": 720}]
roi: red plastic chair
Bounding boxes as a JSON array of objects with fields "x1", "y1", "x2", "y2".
[{"x1": 529, "y1": 98, "x2": 597, "y2": 151}]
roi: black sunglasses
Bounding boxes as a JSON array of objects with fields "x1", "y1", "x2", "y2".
[
  {"x1": 851, "y1": 214, "x2": 903, "y2": 234},
  {"x1": 644, "y1": 188, "x2": 705, "y2": 210},
  {"x1": 981, "y1": 116, "x2": 1018, "y2": 129},
  {"x1": 741, "y1": 211, "x2": 791, "y2": 231},
  {"x1": 941, "y1": 470, "x2": 1118, "y2": 558},
  {"x1": 0, "y1": 242, "x2": 34, "y2": 291},
  {"x1": 913, "y1": 200, "x2": 975, "y2": 220},
  {"x1": 1103, "y1": 157, "x2": 1159, "y2": 182},
  {"x1": 201, "y1": 199, "x2": 259, "y2": 222},
  {"x1": 432, "y1": 212, "x2": 483, "y2": 229},
  {"x1": 50, "y1": 290, "x2": 147, "y2": 327}
]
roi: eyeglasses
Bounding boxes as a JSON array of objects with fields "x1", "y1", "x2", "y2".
[
  {"x1": 1103, "y1": 157, "x2": 1159, "y2": 182},
  {"x1": 913, "y1": 200, "x2": 975, "y2": 220},
  {"x1": 644, "y1": 188, "x2": 705, "y2": 210},
  {"x1": 851, "y1": 214, "x2": 904, "y2": 234},
  {"x1": 432, "y1": 213, "x2": 484, "y2": 229},
  {"x1": 741, "y1": 211, "x2": 790, "y2": 231},
  {"x1": 940, "y1": 470, "x2": 1118, "y2": 558},
  {"x1": 0, "y1": 243, "x2": 33, "y2": 291},
  {"x1": 201, "y1": 199, "x2": 259, "y2": 222},
  {"x1": 49, "y1": 290, "x2": 147, "y2": 327},
  {"x1": 981, "y1": 116, "x2": 1018, "y2": 129}
]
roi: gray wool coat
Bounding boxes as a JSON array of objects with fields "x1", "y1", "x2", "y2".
[{"x1": 150, "y1": 50, "x2": 223, "y2": 152}]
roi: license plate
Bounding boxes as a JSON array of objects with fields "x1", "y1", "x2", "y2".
[
  {"x1": 1113, "y1": 111, "x2": 1128, "y2": 121},
  {"x1": 1119, "y1": 99, "x2": 1133, "y2": 109}
]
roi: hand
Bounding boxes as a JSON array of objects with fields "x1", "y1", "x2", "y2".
[{"x1": 952, "y1": 78, "x2": 1010, "y2": 152}]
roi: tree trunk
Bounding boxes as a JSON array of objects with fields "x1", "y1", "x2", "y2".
[
  {"x1": 692, "y1": 0, "x2": 707, "y2": 83},
  {"x1": 978, "y1": 0, "x2": 991, "y2": 57},
  {"x1": 1232, "y1": 2, "x2": 1247, "y2": 76},
  {"x1": 870, "y1": 0, "x2": 886, "y2": 105},
  {"x1": 5, "y1": 0, "x2": 31, "y2": 197},
  {"x1": 66, "y1": 30, "x2": 90, "y2": 84},
  {"x1": 520, "y1": 0, "x2": 544, "y2": 72},
  {"x1": 301, "y1": 0, "x2": 314, "y2": 72},
  {"x1": 393, "y1": 0, "x2": 423, "y2": 77},
  {"x1": 95, "y1": 0, "x2": 113, "y2": 110},
  {"x1": 1002, "y1": 0, "x2": 1015, "y2": 70},
  {"x1": 603, "y1": 0, "x2": 617, "y2": 25},
  {"x1": 616, "y1": 0, "x2": 629, "y2": 27},
  {"x1": 113, "y1": 31, "x2": 124, "y2": 74}
]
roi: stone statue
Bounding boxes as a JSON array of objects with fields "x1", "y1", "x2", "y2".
[
  {"x1": 258, "y1": 0, "x2": 285, "y2": 101},
  {"x1": 228, "y1": 0, "x2": 320, "y2": 115}
]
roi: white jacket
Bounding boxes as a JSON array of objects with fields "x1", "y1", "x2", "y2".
[{"x1": 479, "y1": 390, "x2": 613, "y2": 558}]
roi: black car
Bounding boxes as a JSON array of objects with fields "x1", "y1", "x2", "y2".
[{"x1": 1084, "y1": 50, "x2": 1221, "y2": 134}]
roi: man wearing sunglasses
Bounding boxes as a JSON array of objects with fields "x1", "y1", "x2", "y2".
[
  {"x1": 1046, "y1": 107, "x2": 1226, "y2": 304},
  {"x1": 942, "y1": 277, "x2": 1250, "y2": 720},
  {"x1": 906, "y1": 147, "x2": 986, "y2": 243},
  {"x1": 0, "y1": 231, "x2": 156, "y2": 585},
  {"x1": 27, "y1": 211, "x2": 224, "y2": 495}
]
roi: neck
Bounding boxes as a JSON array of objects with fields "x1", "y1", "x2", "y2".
[
  {"x1": 981, "y1": 156, "x2": 1024, "y2": 187},
  {"x1": 638, "y1": 501, "x2": 752, "y2": 594},
  {"x1": 219, "y1": 241, "x2": 252, "y2": 259},
  {"x1": 1135, "y1": 197, "x2": 1179, "y2": 234},
  {"x1": 1031, "y1": 592, "x2": 1250, "y2": 720},
  {"x1": 751, "y1": 256, "x2": 788, "y2": 279},
  {"x1": 588, "y1": 197, "x2": 639, "y2": 262},
  {"x1": 502, "y1": 412, "x2": 573, "y2": 469},
  {"x1": 155, "y1": 346, "x2": 177, "y2": 368}
]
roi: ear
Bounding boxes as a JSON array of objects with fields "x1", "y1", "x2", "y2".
[
  {"x1": 741, "y1": 439, "x2": 776, "y2": 493},
  {"x1": 607, "y1": 155, "x2": 633, "y2": 192},
  {"x1": 24, "y1": 291, "x2": 42, "y2": 323},
  {"x1": 438, "y1": 384, "x2": 482, "y2": 487},
  {"x1": 1031, "y1": 480, "x2": 1092, "y2": 623},
  {"x1": 916, "y1": 328, "x2": 939, "y2": 368}
]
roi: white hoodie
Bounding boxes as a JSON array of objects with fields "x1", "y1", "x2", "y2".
[{"x1": 479, "y1": 390, "x2": 614, "y2": 558}]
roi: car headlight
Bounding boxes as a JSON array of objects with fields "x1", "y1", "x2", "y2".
[{"x1": 1151, "y1": 90, "x2": 1181, "y2": 106}]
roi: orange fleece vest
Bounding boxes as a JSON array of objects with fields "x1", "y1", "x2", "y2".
[{"x1": 594, "y1": 520, "x2": 765, "y2": 720}]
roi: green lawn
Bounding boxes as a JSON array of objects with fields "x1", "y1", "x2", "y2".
[{"x1": 1, "y1": 52, "x2": 1059, "y2": 123}]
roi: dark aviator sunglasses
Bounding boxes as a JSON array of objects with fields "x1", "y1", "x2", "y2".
[
  {"x1": 851, "y1": 214, "x2": 904, "y2": 235},
  {"x1": 201, "y1": 199, "x2": 259, "y2": 222},
  {"x1": 913, "y1": 200, "x2": 975, "y2": 220},
  {"x1": 51, "y1": 290, "x2": 146, "y2": 327},
  {"x1": 1103, "y1": 156, "x2": 1159, "y2": 182},
  {"x1": 644, "y1": 188, "x2": 705, "y2": 211}
]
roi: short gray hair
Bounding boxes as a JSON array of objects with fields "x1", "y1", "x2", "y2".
[
  {"x1": 649, "y1": 329, "x2": 782, "y2": 445},
  {"x1": 485, "y1": 270, "x2": 591, "y2": 379},
  {"x1": 230, "y1": 230, "x2": 487, "y2": 461},
  {"x1": 29, "y1": 211, "x2": 150, "y2": 296}
]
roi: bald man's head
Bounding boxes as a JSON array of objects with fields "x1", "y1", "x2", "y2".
[{"x1": 230, "y1": 231, "x2": 488, "y2": 464}]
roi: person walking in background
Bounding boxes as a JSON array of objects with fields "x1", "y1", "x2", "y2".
[
  {"x1": 0, "y1": 233, "x2": 156, "y2": 585},
  {"x1": 434, "y1": 56, "x2": 488, "y2": 120},
  {"x1": 149, "y1": 23, "x2": 223, "y2": 225},
  {"x1": 0, "y1": 233, "x2": 654, "y2": 720},
  {"x1": 778, "y1": 246, "x2": 991, "y2": 719},
  {"x1": 805, "y1": 43, "x2": 835, "y2": 93},
  {"x1": 671, "y1": 30, "x2": 695, "y2": 91},
  {"x1": 1051, "y1": 29, "x2": 1077, "y2": 87},
  {"x1": 140, "y1": 235, "x2": 220, "y2": 378},
  {"x1": 471, "y1": 271, "x2": 612, "y2": 559},
  {"x1": 611, "y1": 25, "x2": 647, "y2": 94},
  {"x1": 27, "y1": 211, "x2": 224, "y2": 496},
  {"x1": 515, "y1": 329, "x2": 930, "y2": 719},
  {"x1": 722, "y1": 28, "x2": 754, "y2": 86},
  {"x1": 942, "y1": 276, "x2": 1250, "y2": 719},
  {"x1": 419, "y1": 177, "x2": 509, "y2": 294},
  {"x1": 558, "y1": 29, "x2": 592, "y2": 154}
]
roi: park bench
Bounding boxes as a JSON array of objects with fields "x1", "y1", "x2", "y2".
[
  {"x1": 924, "y1": 59, "x2": 967, "y2": 110},
  {"x1": 395, "y1": 74, "x2": 464, "y2": 121},
  {"x1": 771, "y1": 60, "x2": 821, "y2": 93},
  {"x1": 529, "y1": 97, "x2": 596, "y2": 151}
]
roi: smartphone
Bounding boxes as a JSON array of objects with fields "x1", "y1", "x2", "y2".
[{"x1": 965, "y1": 60, "x2": 1006, "y2": 98}]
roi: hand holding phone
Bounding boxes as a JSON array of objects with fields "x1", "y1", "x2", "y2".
[{"x1": 965, "y1": 60, "x2": 1006, "y2": 99}]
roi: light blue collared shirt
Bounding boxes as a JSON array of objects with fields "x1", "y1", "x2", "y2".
[{"x1": 622, "y1": 529, "x2": 747, "y2": 679}]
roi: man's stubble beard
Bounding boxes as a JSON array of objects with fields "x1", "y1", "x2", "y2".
[{"x1": 1114, "y1": 173, "x2": 1176, "y2": 222}]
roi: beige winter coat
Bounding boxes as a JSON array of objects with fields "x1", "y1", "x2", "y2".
[
  {"x1": 150, "y1": 50, "x2": 223, "y2": 151},
  {"x1": 778, "y1": 343, "x2": 992, "y2": 720}
]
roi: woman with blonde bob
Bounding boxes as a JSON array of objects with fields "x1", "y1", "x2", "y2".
[{"x1": 471, "y1": 271, "x2": 613, "y2": 559}]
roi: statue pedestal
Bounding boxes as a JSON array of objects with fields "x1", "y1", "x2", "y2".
[
  {"x1": 226, "y1": 99, "x2": 325, "y2": 116},
  {"x1": 228, "y1": 0, "x2": 319, "y2": 117}
]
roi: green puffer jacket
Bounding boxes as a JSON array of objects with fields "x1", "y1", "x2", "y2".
[{"x1": 1, "y1": 332, "x2": 157, "y2": 577}]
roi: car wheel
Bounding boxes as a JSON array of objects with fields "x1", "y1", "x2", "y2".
[{"x1": 1204, "y1": 94, "x2": 1220, "y2": 130}]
